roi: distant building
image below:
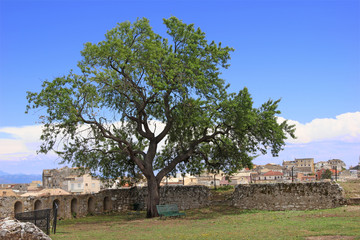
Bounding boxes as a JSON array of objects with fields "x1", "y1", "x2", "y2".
[
  {"x1": 315, "y1": 161, "x2": 330, "y2": 171},
  {"x1": 42, "y1": 167, "x2": 101, "y2": 194},
  {"x1": 315, "y1": 168, "x2": 340, "y2": 181},
  {"x1": 21, "y1": 188, "x2": 70, "y2": 197},
  {"x1": 283, "y1": 160, "x2": 297, "y2": 170},
  {"x1": 12, "y1": 184, "x2": 29, "y2": 194},
  {"x1": 314, "y1": 159, "x2": 345, "y2": 172},
  {"x1": 256, "y1": 171, "x2": 283, "y2": 183},
  {"x1": 43, "y1": 167, "x2": 76, "y2": 189},
  {"x1": 0, "y1": 189, "x2": 18, "y2": 197},
  {"x1": 264, "y1": 163, "x2": 283, "y2": 172},
  {"x1": 297, "y1": 173, "x2": 316, "y2": 182},
  {"x1": 0, "y1": 184, "x2": 12, "y2": 189},
  {"x1": 227, "y1": 172, "x2": 252, "y2": 185},
  {"x1": 295, "y1": 158, "x2": 315, "y2": 174},
  {"x1": 65, "y1": 174, "x2": 101, "y2": 194},
  {"x1": 283, "y1": 158, "x2": 314, "y2": 173},
  {"x1": 349, "y1": 158, "x2": 360, "y2": 178},
  {"x1": 339, "y1": 170, "x2": 358, "y2": 181},
  {"x1": 160, "y1": 176, "x2": 181, "y2": 186},
  {"x1": 196, "y1": 175, "x2": 221, "y2": 187},
  {"x1": 183, "y1": 175, "x2": 198, "y2": 185},
  {"x1": 26, "y1": 181, "x2": 43, "y2": 194},
  {"x1": 327, "y1": 159, "x2": 346, "y2": 170}
]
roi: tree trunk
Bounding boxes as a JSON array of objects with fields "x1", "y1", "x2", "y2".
[
  {"x1": 146, "y1": 175, "x2": 160, "y2": 218},
  {"x1": 214, "y1": 174, "x2": 217, "y2": 190}
]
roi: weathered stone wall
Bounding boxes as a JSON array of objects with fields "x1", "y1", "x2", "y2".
[
  {"x1": 346, "y1": 198, "x2": 360, "y2": 205},
  {"x1": 0, "y1": 186, "x2": 210, "y2": 219},
  {"x1": 0, "y1": 183, "x2": 347, "y2": 220},
  {"x1": 134, "y1": 186, "x2": 210, "y2": 210},
  {"x1": 233, "y1": 182, "x2": 345, "y2": 210}
]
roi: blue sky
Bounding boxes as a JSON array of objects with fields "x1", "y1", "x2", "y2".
[{"x1": 0, "y1": 0, "x2": 359, "y2": 174}]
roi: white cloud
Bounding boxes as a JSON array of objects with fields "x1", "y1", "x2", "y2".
[
  {"x1": 0, "y1": 125, "x2": 43, "y2": 161},
  {"x1": 0, "y1": 125, "x2": 43, "y2": 142},
  {"x1": 0, "y1": 121, "x2": 168, "y2": 162},
  {"x1": 0, "y1": 139, "x2": 29, "y2": 155},
  {"x1": 279, "y1": 112, "x2": 360, "y2": 144}
]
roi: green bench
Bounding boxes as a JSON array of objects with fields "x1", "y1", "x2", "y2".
[{"x1": 156, "y1": 204, "x2": 186, "y2": 218}]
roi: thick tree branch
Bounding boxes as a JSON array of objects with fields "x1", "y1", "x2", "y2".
[
  {"x1": 155, "y1": 128, "x2": 227, "y2": 182},
  {"x1": 155, "y1": 90, "x2": 173, "y2": 143},
  {"x1": 78, "y1": 114, "x2": 146, "y2": 172}
]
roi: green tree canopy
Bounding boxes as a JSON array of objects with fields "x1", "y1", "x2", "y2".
[
  {"x1": 26, "y1": 17, "x2": 295, "y2": 217},
  {"x1": 321, "y1": 169, "x2": 333, "y2": 180}
]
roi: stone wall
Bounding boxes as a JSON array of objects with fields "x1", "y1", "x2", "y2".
[
  {"x1": 0, "y1": 183, "x2": 347, "y2": 220},
  {"x1": 135, "y1": 186, "x2": 210, "y2": 210},
  {"x1": 346, "y1": 198, "x2": 360, "y2": 205},
  {"x1": 0, "y1": 186, "x2": 210, "y2": 219},
  {"x1": 233, "y1": 182, "x2": 345, "y2": 210}
]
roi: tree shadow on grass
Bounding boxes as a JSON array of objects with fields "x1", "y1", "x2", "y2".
[{"x1": 184, "y1": 205, "x2": 262, "y2": 220}]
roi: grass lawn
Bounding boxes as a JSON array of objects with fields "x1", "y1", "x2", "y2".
[{"x1": 51, "y1": 205, "x2": 360, "y2": 240}]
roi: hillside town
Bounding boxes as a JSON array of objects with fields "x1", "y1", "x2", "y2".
[{"x1": 1, "y1": 158, "x2": 359, "y2": 197}]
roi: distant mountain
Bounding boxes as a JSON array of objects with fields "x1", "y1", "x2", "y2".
[{"x1": 0, "y1": 171, "x2": 42, "y2": 184}]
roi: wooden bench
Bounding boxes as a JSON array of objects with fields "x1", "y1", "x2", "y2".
[{"x1": 156, "y1": 204, "x2": 185, "y2": 218}]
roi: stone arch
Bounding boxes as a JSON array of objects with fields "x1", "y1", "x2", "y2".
[
  {"x1": 14, "y1": 201, "x2": 23, "y2": 215},
  {"x1": 34, "y1": 200, "x2": 42, "y2": 210},
  {"x1": 103, "y1": 196, "x2": 111, "y2": 212},
  {"x1": 88, "y1": 197, "x2": 95, "y2": 214},
  {"x1": 71, "y1": 198, "x2": 78, "y2": 218}
]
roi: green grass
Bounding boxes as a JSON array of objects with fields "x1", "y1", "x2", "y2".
[{"x1": 51, "y1": 205, "x2": 360, "y2": 240}]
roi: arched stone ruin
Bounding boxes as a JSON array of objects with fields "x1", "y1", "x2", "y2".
[
  {"x1": 103, "y1": 196, "x2": 111, "y2": 212},
  {"x1": 71, "y1": 198, "x2": 78, "y2": 217},
  {"x1": 88, "y1": 197, "x2": 95, "y2": 214},
  {"x1": 34, "y1": 199, "x2": 42, "y2": 210},
  {"x1": 14, "y1": 201, "x2": 23, "y2": 216}
]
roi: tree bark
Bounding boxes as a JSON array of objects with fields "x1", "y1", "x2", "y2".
[{"x1": 146, "y1": 175, "x2": 160, "y2": 218}]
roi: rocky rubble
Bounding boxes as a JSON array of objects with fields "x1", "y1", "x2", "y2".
[{"x1": 0, "y1": 217, "x2": 51, "y2": 240}]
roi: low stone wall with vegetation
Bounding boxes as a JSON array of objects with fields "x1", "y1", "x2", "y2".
[
  {"x1": 0, "y1": 183, "x2": 347, "y2": 219},
  {"x1": 0, "y1": 186, "x2": 210, "y2": 219},
  {"x1": 232, "y1": 182, "x2": 345, "y2": 210},
  {"x1": 135, "y1": 185, "x2": 210, "y2": 210}
]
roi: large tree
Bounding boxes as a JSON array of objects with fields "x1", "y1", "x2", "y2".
[{"x1": 26, "y1": 17, "x2": 295, "y2": 218}]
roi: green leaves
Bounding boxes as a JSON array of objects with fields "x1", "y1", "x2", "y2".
[{"x1": 26, "y1": 16, "x2": 295, "y2": 183}]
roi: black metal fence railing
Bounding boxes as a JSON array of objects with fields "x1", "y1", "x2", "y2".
[{"x1": 15, "y1": 205, "x2": 58, "y2": 235}]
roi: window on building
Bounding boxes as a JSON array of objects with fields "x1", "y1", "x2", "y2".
[
  {"x1": 71, "y1": 183, "x2": 74, "y2": 190},
  {"x1": 78, "y1": 183, "x2": 81, "y2": 188},
  {"x1": 85, "y1": 183, "x2": 88, "y2": 187},
  {"x1": 92, "y1": 183, "x2": 95, "y2": 188}
]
